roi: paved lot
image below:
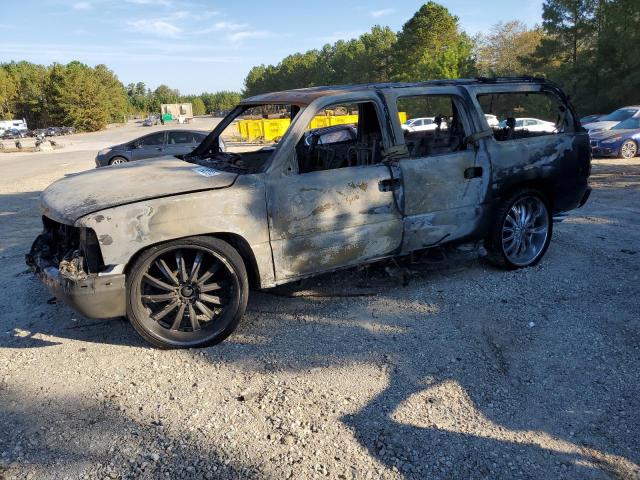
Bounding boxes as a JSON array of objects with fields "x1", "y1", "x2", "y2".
[{"x1": 0, "y1": 126, "x2": 638, "y2": 479}]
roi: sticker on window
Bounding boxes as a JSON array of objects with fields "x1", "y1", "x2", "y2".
[{"x1": 192, "y1": 166, "x2": 220, "y2": 177}]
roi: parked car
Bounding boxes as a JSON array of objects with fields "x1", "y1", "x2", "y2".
[
  {"x1": 94, "y1": 130, "x2": 208, "y2": 167},
  {"x1": 498, "y1": 118, "x2": 557, "y2": 133},
  {"x1": 27, "y1": 77, "x2": 591, "y2": 349},
  {"x1": 583, "y1": 106, "x2": 640, "y2": 133},
  {"x1": 484, "y1": 114, "x2": 500, "y2": 128},
  {"x1": 580, "y1": 114, "x2": 602, "y2": 125},
  {"x1": 143, "y1": 115, "x2": 160, "y2": 127},
  {"x1": 401, "y1": 117, "x2": 448, "y2": 132},
  {"x1": 590, "y1": 116, "x2": 640, "y2": 158},
  {"x1": 2, "y1": 128, "x2": 26, "y2": 139}
]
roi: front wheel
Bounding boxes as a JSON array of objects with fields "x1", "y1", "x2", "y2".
[
  {"x1": 126, "y1": 237, "x2": 248, "y2": 349},
  {"x1": 485, "y1": 189, "x2": 552, "y2": 269},
  {"x1": 109, "y1": 156, "x2": 128, "y2": 165},
  {"x1": 619, "y1": 140, "x2": 637, "y2": 159}
]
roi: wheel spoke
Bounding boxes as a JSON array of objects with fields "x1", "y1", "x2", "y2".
[
  {"x1": 155, "y1": 259, "x2": 179, "y2": 285},
  {"x1": 189, "y1": 252, "x2": 204, "y2": 283},
  {"x1": 200, "y1": 281, "x2": 226, "y2": 293},
  {"x1": 152, "y1": 300, "x2": 179, "y2": 322},
  {"x1": 189, "y1": 304, "x2": 202, "y2": 331},
  {"x1": 198, "y1": 263, "x2": 220, "y2": 285},
  {"x1": 143, "y1": 273, "x2": 175, "y2": 291},
  {"x1": 528, "y1": 225, "x2": 547, "y2": 234},
  {"x1": 142, "y1": 293, "x2": 175, "y2": 303},
  {"x1": 195, "y1": 301, "x2": 214, "y2": 320},
  {"x1": 200, "y1": 293, "x2": 223, "y2": 305},
  {"x1": 187, "y1": 304, "x2": 197, "y2": 327},
  {"x1": 505, "y1": 239, "x2": 518, "y2": 255},
  {"x1": 170, "y1": 304, "x2": 186, "y2": 331},
  {"x1": 176, "y1": 250, "x2": 188, "y2": 283}
]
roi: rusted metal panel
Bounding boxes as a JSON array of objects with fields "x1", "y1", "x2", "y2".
[
  {"x1": 41, "y1": 157, "x2": 238, "y2": 224},
  {"x1": 265, "y1": 165, "x2": 403, "y2": 279},
  {"x1": 399, "y1": 150, "x2": 488, "y2": 251},
  {"x1": 75, "y1": 174, "x2": 276, "y2": 288}
]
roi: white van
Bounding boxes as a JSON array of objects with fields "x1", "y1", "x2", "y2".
[{"x1": 0, "y1": 119, "x2": 28, "y2": 133}]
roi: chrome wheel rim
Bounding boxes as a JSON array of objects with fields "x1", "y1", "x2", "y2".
[
  {"x1": 502, "y1": 196, "x2": 549, "y2": 266},
  {"x1": 110, "y1": 158, "x2": 127, "y2": 165},
  {"x1": 137, "y1": 247, "x2": 239, "y2": 344},
  {"x1": 621, "y1": 141, "x2": 637, "y2": 159}
]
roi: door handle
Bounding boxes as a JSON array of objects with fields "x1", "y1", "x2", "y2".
[
  {"x1": 464, "y1": 167, "x2": 483, "y2": 179},
  {"x1": 378, "y1": 178, "x2": 401, "y2": 192},
  {"x1": 156, "y1": 147, "x2": 163, "y2": 151}
]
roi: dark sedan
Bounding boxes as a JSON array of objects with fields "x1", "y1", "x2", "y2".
[
  {"x1": 590, "y1": 117, "x2": 640, "y2": 158},
  {"x1": 95, "y1": 129, "x2": 208, "y2": 167}
]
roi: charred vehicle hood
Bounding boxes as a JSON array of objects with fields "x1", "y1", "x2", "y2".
[{"x1": 41, "y1": 157, "x2": 238, "y2": 224}]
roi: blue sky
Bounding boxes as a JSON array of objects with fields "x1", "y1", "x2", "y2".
[{"x1": 1, "y1": 0, "x2": 544, "y2": 94}]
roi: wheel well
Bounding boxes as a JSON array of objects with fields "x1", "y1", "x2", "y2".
[
  {"x1": 109, "y1": 156, "x2": 127, "y2": 164},
  {"x1": 498, "y1": 179, "x2": 555, "y2": 210},
  {"x1": 209, "y1": 233, "x2": 261, "y2": 289},
  {"x1": 123, "y1": 233, "x2": 261, "y2": 289}
]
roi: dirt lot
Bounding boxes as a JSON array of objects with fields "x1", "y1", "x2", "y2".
[{"x1": 0, "y1": 124, "x2": 638, "y2": 479}]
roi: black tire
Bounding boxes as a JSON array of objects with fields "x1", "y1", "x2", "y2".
[
  {"x1": 109, "y1": 156, "x2": 129, "y2": 166},
  {"x1": 485, "y1": 189, "x2": 553, "y2": 270},
  {"x1": 126, "y1": 236, "x2": 249, "y2": 349},
  {"x1": 619, "y1": 140, "x2": 637, "y2": 159}
]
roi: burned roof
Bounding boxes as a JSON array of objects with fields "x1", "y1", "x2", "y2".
[{"x1": 240, "y1": 76, "x2": 552, "y2": 106}]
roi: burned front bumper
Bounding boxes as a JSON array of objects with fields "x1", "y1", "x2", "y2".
[
  {"x1": 31, "y1": 263, "x2": 126, "y2": 319},
  {"x1": 26, "y1": 219, "x2": 126, "y2": 319}
]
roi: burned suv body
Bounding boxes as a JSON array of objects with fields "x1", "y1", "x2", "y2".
[{"x1": 27, "y1": 77, "x2": 591, "y2": 348}]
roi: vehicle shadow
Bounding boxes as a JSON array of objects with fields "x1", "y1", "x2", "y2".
[{"x1": 0, "y1": 386, "x2": 269, "y2": 479}]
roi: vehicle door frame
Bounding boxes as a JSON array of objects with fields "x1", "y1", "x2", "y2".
[
  {"x1": 263, "y1": 91, "x2": 404, "y2": 282},
  {"x1": 381, "y1": 85, "x2": 492, "y2": 252},
  {"x1": 133, "y1": 131, "x2": 167, "y2": 160},
  {"x1": 465, "y1": 82, "x2": 584, "y2": 214}
]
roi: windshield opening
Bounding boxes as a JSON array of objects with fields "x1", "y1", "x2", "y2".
[
  {"x1": 613, "y1": 117, "x2": 640, "y2": 130},
  {"x1": 187, "y1": 103, "x2": 301, "y2": 174},
  {"x1": 601, "y1": 109, "x2": 637, "y2": 122}
]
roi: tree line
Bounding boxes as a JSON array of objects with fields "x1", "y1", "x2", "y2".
[
  {"x1": 0, "y1": 62, "x2": 242, "y2": 131},
  {"x1": 1, "y1": 0, "x2": 637, "y2": 131},
  {"x1": 244, "y1": 0, "x2": 639, "y2": 115}
]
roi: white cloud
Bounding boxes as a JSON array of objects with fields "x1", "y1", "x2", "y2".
[
  {"x1": 195, "y1": 21, "x2": 248, "y2": 34},
  {"x1": 228, "y1": 30, "x2": 272, "y2": 44},
  {"x1": 127, "y1": 19, "x2": 182, "y2": 37},
  {"x1": 370, "y1": 8, "x2": 395, "y2": 18},
  {"x1": 125, "y1": 0, "x2": 172, "y2": 5},
  {"x1": 73, "y1": 1, "x2": 92, "y2": 10}
]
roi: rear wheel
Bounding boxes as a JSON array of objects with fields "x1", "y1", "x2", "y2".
[
  {"x1": 109, "y1": 156, "x2": 128, "y2": 165},
  {"x1": 485, "y1": 189, "x2": 552, "y2": 269},
  {"x1": 619, "y1": 140, "x2": 637, "y2": 159},
  {"x1": 126, "y1": 237, "x2": 248, "y2": 349}
]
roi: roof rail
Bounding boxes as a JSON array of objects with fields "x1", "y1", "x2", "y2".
[{"x1": 475, "y1": 76, "x2": 547, "y2": 83}]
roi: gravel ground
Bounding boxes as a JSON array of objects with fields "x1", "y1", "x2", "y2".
[{"x1": 0, "y1": 137, "x2": 638, "y2": 479}]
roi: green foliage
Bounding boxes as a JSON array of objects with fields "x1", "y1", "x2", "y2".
[
  {"x1": 475, "y1": 21, "x2": 544, "y2": 76},
  {"x1": 394, "y1": 2, "x2": 475, "y2": 80},
  {"x1": 529, "y1": 0, "x2": 640, "y2": 113},
  {"x1": 200, "y1": 91, "x2": 243, "y2": 114},
  {"x1": 1, "y1": 60, "x2": 127, "y2": 131},
  {"x1": 191, "y1": 97, "x2": 206, "y2": 116},
  {"x1": 243, "y1": 2, "x2": 475, "y2": 96}
]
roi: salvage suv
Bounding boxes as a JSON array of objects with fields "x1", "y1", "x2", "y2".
[{"x1": 27, "y1": 77, "x2": 591, "y2": 349}]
